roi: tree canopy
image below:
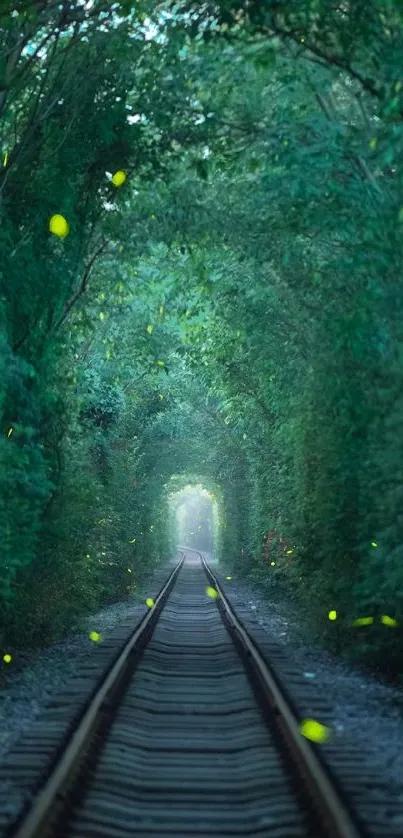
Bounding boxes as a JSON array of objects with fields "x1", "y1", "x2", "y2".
[{"x1": 1, "y1": 0, "x2": 403, "y2": 674}]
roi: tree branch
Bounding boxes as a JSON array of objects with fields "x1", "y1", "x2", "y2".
[{"x1": 54, "y1": 239, "x2": 109, "y2": 331}]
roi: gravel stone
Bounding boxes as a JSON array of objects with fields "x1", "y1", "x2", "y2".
[
  {"x1": 214, "y1": 569, "x2": 403, "y2": 786},
  {"x1": 1, "y1": 553, "x2": 403, "y2": 796},
  {"x1": 0, "y1": 561, "x2": 176, "y2": 761}
]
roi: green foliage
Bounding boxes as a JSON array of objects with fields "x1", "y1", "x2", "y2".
[{"x1": 2, "y1": 0, "x2": 403, "y2": 679}]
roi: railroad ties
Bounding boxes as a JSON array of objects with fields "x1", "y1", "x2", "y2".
[
  {"x1": 2, "y1": 550, "x2": 396, "y2": 838},
  {"x1": 62, "y1": 560, "x2": 309, "y2": 838}
]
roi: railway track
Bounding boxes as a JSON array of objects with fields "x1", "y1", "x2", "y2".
[{"x1": 0, "y1": 550, "x2": 382, "y2": 837}]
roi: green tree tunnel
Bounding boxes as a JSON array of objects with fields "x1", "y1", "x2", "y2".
[{"x1": 1, "y1": 0, "x2": 403, "y2": 675}]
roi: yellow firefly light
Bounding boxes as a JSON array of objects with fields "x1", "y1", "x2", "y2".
[
  {"x1": 328, "y1": 610, "x2": 337, "y2": 621},
  {"x1": 270, "y1": 561, "x2": 276, "y2": 567},
  {"x1": 146, "y1": 598, "x2": 154, "y2": 608},
  {"x1": 381, "y1": 615, "x2": 398, "y2": 627},
  {"x1": 206, "y1": 586, "x2": 219, "y2": 599},
  {"x1": 352, "y1": 617, "x2": 374, "y2": 627},
  {"x1": 3, "y1": 654, "x2": 12, "y2": 664},
  {"x1": 111, "y1": 170, "x2": 127, "y2": 187},
  {"x1": 226, "y1": 576, "x2": 232, "y2": 580},
  {"x1": 49, "y1": 214, "x2": 69, "y2": 238},
  {"x1": 147, "y1": 325, "x2": 153, "y2": 334},
  {"x1": 300, "y1": 719, "x2": 331, "y2": 743},
  {"x1": 7, "y1": 428, "x2": 13, "y2": 438},
  {"x1": 89, "y1": 631, "x2": 102, "y2": 642}
]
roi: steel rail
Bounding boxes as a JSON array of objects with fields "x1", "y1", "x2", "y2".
[
  {"x1": 8, "y1": 548, "x2": 367, "y2": 838},
  {"x1": 202, "y1": 554, "x2": 365, "y2": 838},
  {"x1": 10, "y1": 555, "x2": 184, "y2": 838}
]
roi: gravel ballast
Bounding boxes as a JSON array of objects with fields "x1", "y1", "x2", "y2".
[
  {"x1": 213, "y1": 567, "x2": 403, "y2": 789},
  {"x1": 0, "y1": 559, "x2": 177, "y2": 761},
  {"x1": 1, "y1": 555, "x2": 403, "y2": 793}
]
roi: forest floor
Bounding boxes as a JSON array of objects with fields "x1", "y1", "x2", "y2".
[{"x1": 1, "y1": 559, "x2": 403, "y2": 788}]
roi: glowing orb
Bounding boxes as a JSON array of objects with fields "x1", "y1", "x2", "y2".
[
  {"x1": 381, "y1": 615, "x2": 398, "y2": 627},
  {"x1": 300, "y1": 719, "x2": 330, "y2": 743},
  {"x1": 352, "y1": 616, "x2": 374, "y2": 627},
  {"x1": 49, "y1": 214, "x2": 69, "y2": 238},
  {"x1": 112, "y1": 170, "x2": 127, "y2": 187}
]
